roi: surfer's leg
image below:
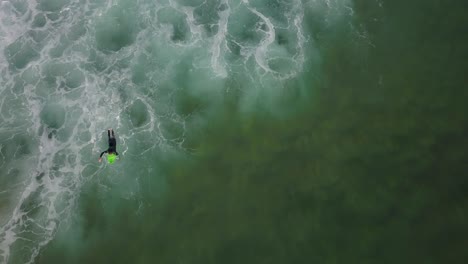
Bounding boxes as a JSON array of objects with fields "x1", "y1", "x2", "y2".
[{"x1": 111, "y1": 129, "x2": 115, "y2": 138}]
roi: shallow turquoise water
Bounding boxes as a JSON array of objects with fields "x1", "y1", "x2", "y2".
[{"x1": 0, "y1": 0, "x2": 467, "y2": 263}]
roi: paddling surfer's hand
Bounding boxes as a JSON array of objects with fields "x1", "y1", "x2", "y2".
[{"x1": 98, "y1": 158, "x2": 102, "y2": 162}]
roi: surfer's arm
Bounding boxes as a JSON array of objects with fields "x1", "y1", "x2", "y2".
[{"x1": 98, "y1": 151, "x2": 107, "y2": 162}]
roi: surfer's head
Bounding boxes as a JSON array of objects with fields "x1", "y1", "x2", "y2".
[{"x1": 108, "y1": 153, "x2": 116, "y2": 164}]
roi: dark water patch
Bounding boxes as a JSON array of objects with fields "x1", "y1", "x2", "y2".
[
  {"x1": 172, "y1": 86, "x2": 207, "y2": 117},
  {"x1": 19, "y1": 185, "x2": 44, "y2": 213},
  {"x1": 85, "y1": 50, "x2": 107, "y2": 72},
  {"x1": 95, "y1": 0, "x2": 139, "y2": 52},
  {"x1": 167, "y1": 60, "x2": 224, "y2": 118},
  {"x1": 28, "y1": 29, "x2": 49, "y2": 43},
  {"x1": 226, "y1": 37, "x2": 241, "y2": 56},
  {"x1": 126, "y1": 99, "x2": 149, "y2": 127},
  {"x1": 45, "y1": 12, "x2": 60, "y2": 22},
  {"x1": 157, "y1": 7, "x2": 190, "y2": 42},
  {"x1": 37, "y1": 0, "x2": 70, "y2": 12},
  {"x1": 14, "y1": 135, "x2": 31, "y2": 156},
  {"x1": 12, "y1": 75, "x2": 25, "y2": 95},
  {"x1": 67, "y1": 23, "x2": 87, "y2": 41},
  {"x1": 10, "y1": 0, "x2": 28, "y2": 15},
  {"x1": 174, "y1": 0, "x2": 205, "y2": 7},
  {"x1": 36, "y1": 172, "x2": 45, "y2": 181},
  {"x1": 42, "y1": 62, "x2": 66, "y2": 83},
  {"x1": 0, "y1": 134, "x2": 32, "y2": 161},
  {"x1": 64, "y1": 69, "x2": 85, "y2": 89},
  {"x1": 0, "y1": 168, "x2": 20, "y2": 187},
  {"x1": 4, "y1": 37, "x2": 40, "y2": 69},
  {"x1": 130, "y1": 54, "x2": 148, "y2": 84},
  {"x1": 227, "y1": 5, "x2": 263, "y2": 45},
  {"x1": 49, "y1": 36, "x2": 71, "y2": 58},
  {"x1": 159, "y1": 116, "x2": 185, "y2": 142},
  {"x1": 193, "y1": 1, "x2": 221, "y2": 37},
  {"x1": 40, "y1": 103, "x2": 66, "y2": 129},
  {"x1": 32, "y1": 13, "x2": 47, "y2": 28}
]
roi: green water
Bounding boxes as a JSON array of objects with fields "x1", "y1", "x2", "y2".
[{"x1": 0, "y1": 0, "x2": 467, "y2": 263}]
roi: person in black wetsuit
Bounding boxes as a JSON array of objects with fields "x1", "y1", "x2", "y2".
[{"x1": 99, "y1": 129, "x2": 119, "y2": 163}]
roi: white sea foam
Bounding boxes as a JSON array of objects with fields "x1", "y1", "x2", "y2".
[{"x1": 210, "y1": 0, "x2": 231, "y2": 77}]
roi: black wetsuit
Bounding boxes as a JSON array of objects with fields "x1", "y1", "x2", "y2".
[{"x1": 100, "y1": 130, "x2": 119, "y2": 158}]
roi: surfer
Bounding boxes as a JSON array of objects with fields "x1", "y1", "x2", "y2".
[{"x1": 99, "y1": 128, "x2": 119, "y2": 164}]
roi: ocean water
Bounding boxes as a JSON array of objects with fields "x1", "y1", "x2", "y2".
[{"x1": 0, "y1": 0, "x2": 467, "y2": 263}]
